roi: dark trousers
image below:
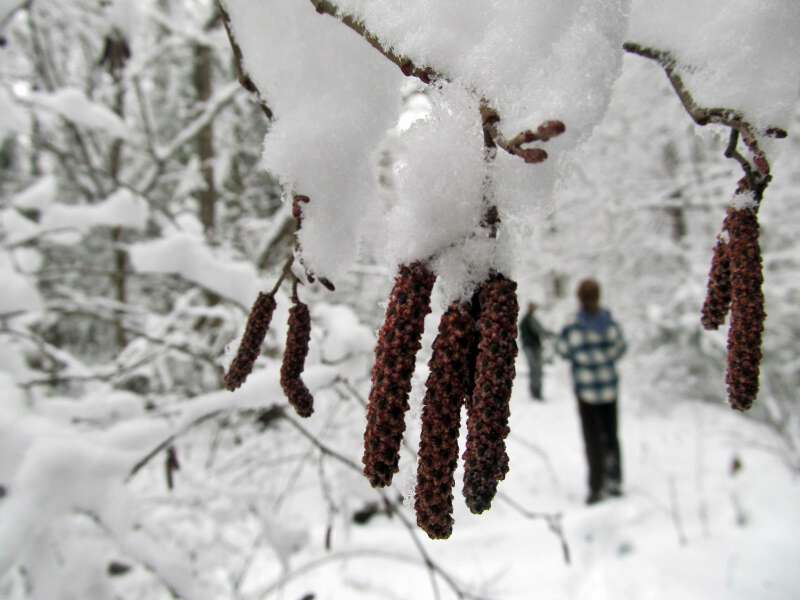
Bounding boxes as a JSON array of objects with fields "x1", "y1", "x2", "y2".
[
  {"x1": 577, "y1": 399, "x2": 622, "y2": 495},
  {"x1": 522, "y1": 346, "x2": 543, "y2": 399}
]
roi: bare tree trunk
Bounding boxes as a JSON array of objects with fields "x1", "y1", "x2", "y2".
[
  {"x1": 193, "y1": 42, "x2": 217, "y2": 235},
  {"x1": 108, "y1": 41, "x2": 129, "y2": 350}
]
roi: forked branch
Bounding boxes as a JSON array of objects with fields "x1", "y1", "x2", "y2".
[
  {"x1": 623, "y1": 41, "x2": 784, "y2": 186},
  {"x1": 309, "y1": 0, "x2": 564, "y2": 165}
]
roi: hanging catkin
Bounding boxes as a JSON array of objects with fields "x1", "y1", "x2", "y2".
[
  {"x1": 415, "y1": 303, "x2": 476, "y2": 539},
  {"x1": 280, "y1": 296, "x2": 314, "y2": 417},
  {"x1": 725, "y1": 207, "x2": 764, "y2": 411},
  {"x1": 224, "y1": 292, "x2": 277, "y2": 391},
  {"x1": 701, "y1": 226, "x2": 732, "y2": 331},
  {"x1": 362, "y1": 262, "x2": 436, "y2": 488},
  {"x1": 462, "y1": 273, "x2": 519, "y2": 514}
]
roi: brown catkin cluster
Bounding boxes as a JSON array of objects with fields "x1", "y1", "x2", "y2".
[
  {"x1": 701, "y1": 231, "x2": 732, "y2": 330},
  {"x1": 363, "y1": 262, "x2": 436, "y2": 487},
  {"x1": 224, "y1": 292, "x2": 277, "y2": 391},
  {"x1": 725, "y1": 208, "x2": 764, "y2": 411},
  {"x1": 462, "y1": 273, "x2": 519, "y2": 514},
  {"x1": 415, "y1": 303, "x2": 477, "y2": 539},
  {"x1": 281, "y1": 298, "x2": 314, "y2": 417}
]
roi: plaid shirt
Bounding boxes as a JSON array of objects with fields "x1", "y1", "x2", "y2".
[{"x1": 556, "y1": 312, "x2": 626, "y2": 404}]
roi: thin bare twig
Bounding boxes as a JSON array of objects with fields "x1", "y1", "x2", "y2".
[
  {"x1": 623, "y1": 41, "x2": 783, "y2": 190},
  {"x1": 481, "y1": 103, "x2": 564, "y2": 165},
  {"x1": 281, "y1": 414, "x2": 488, "y2": 600},
  {"x1": 308, "y1": 0, "x2": 440, "y2": 84},
  {"x1": 622, "y1": 43, "x2": 787, "y2": 142},
  {"x1": 217, "y1": 0, "x2": 273, "y2": 119}
]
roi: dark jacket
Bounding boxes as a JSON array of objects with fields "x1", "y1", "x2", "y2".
[{"x1": 520, "y1": 313, "x2": 549, "y2": 350}]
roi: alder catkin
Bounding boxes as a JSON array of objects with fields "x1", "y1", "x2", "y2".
[
  {"x1": 362, "y1": 262, "x2": 436, "y2": 488},
  {"x1": 280, "y1": 298, "x2": 314, "y2": 418},
  {"x1": 462, "y1": 273, "x2": 519, "y2": 514},
  {"x1": 725, "y1": 208, "x2": 764, "y2": 411},
  {"x1": 224, "y1": 292, "x2": 277, "y2": 391},
  {"x1": 701, "y1": 230, "x2": 732, "y2": 330},
  {"x1": 415, "y1": 303, "x2": 476, "y2": 539}
]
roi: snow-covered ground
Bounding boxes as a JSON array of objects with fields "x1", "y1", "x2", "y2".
[{"x1": 258, "y1": 360, "x2": 800, "y2": 600}]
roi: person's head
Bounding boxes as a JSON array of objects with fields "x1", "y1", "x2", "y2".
[
  {"x1": 527, "y1": 302, "x2": 538, "y2": 314},
  {"x1": 577, "y1": 278, "x2": 600, "y2": 314}
]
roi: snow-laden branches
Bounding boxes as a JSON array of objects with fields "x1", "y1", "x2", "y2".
[
  {"x1": 623, "y1": 43, "x2": 788, "y2": 141},
  {"x1": 307, "y1": 0, "x2": 564, "y2": 167},
  {"x1": 307, "y1": 0, "x2": 440, "y2": 84},
  {"x1": 623, "y1": 40, "x2": 789, "y2": 411},
  {"x1": 623, "y1": 41, "x2": 784, "y2": 188}
]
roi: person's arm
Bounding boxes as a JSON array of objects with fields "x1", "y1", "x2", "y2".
[
  {"x1": 608, "y1": 321, "x2": 627, "y2": 361},
  {"x1": 554, "y1": 326, "x2": 571, "y2": 359},
  {"x1": 531, "y1": 317, "x2": 552, "y2": 340}
]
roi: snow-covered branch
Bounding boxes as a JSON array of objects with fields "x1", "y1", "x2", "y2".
[
  {"x1": 307, "y1": 0, "x2": 440, "y2": 84},
  {"x1": 623, "y1": 41, "x2": 784, "y2": 184}
]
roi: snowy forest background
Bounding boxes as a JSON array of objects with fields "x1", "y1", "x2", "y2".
[{"x1": 0, "y1": 1, "x2": 799, "y2": 599}]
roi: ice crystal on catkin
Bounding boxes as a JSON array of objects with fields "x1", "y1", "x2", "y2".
[
  {"x1": 725, "y1": 208, "x2": 764, "y2": 411},
  {"x1": 224, "y1": 292, "x2": 276, "y2": 391},
  {"x1": 415, "y1": 303, "x2": 476, "y2": 539},
  {"x1": 462, "y1": 274, "x2": 519, "y2": 514},
  {"x1": 701, "y1": 230, "x2": 732, "y2": 330},
  {"x1": 280, "y1": 298, "x2": 314, "y2": 417},
  {"x1": 363, "y1": 262, "x2": 436, "y2": 488}
]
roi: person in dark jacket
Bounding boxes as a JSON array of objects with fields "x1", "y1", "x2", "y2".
[
  {"x1": 556, "y1": 279, "x2": 626, "y2": 505},
  {"x1": 519, "y1": 302, "x2": 551, "y2": 401}
]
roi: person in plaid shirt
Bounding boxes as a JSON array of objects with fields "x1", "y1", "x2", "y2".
[{"x1": 556, "y1": 278, "x2": 627, "y2": 505}]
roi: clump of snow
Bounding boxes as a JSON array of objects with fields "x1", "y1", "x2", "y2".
[
  {"x1": 172, "y1": 364, "x2": 338, "y2": 428},
  {"x1": 103, "y1": 0, "x2": 141, "y2": 40},
  {"x1": 41, "y1": 390, "x2": 145, "y2": 424},
  {"x1": 313, "y1": 303, "x2": 374, "y2": 363},
  {"x1": 0, "y1": 431, "x2": 130, "y2": 575},
  {"x1": 0, "y1": 253, "x2": 43, "y2": 314},
  {"x1": 40, "y1": 189, "x2": 148, "y2": 236},
  {"x1": 11, "y1": 175, "x2": 57, "y2": 212},
  {"x1": 0, "y1": 85, "x2": 26, "y2": 137},
  {"x1": 227, "y1": 1, "x2": 631, "y2": 300},
  {"x1": 431, "y1": 236, "x2": 497, "y2": 304},
  {"x1": 225, "y1": 0, "x2": 403, "y2": 282},
  {"x1": 336, "y1": 0, "x2": 630, "y2": 147},
  {"x1": 1, "y1": 209, "x2": 40, "y2": 246},
  {"x1": 25, "y1": 87, "x2": 130, "y2": 139},
  {"x1": 128, "y1": 232, "x2": 267, "y2": 308},
  {"x1": 730, "y1": 190, "x2": 758, "y2": 211},
  {"x1": 628, "y1": 0, "x2": 800, "y2": 134},
  {"x1": 381, "y1": 84, "x2": 485, "y2": 268}
]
